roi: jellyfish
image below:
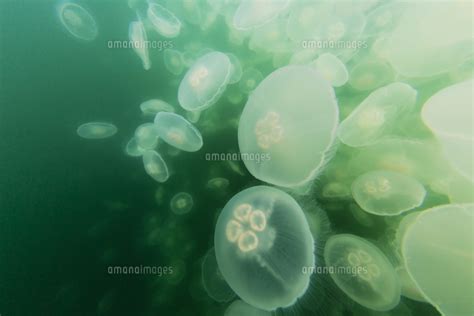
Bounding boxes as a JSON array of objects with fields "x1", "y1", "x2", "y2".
[
  {"x1": 206, "y1": 177, "x2": 230, "y2": 191},
  {"x1": 313, "y1": 53, "x2": 348, "y2": 87},
  {"x1": 163, "y1": 49, "x2": 184, "y2": 75},
  {"x1": 185, "y1": 110, "x2": 201, "y2": 124},
  {"x1": 214, "y1": 186, "x2": 315, "y2": 311},
  {"x1": 129, "y1": 19, "x2": 151, "y2": 70},
  {"x1": 178, "y1": 51, "x2": 232, "y2": 111},
  {"x1": 140, "y1": 99, "x2": 175, "y2": 116},
  {"x1": 201, "y1": 247, "x2": 235, "y2": 303},
  {"x1": 248, "y1": 19, "x2": 290, "y2": 54},
  {"x1": 226, "y1": 53, "x2": 243, "y2": 84},
  {"x1": 125, "y1": 136, "x2": 146, "y2": 157},
  {"x1": 338, "y1": 82, "x2": 417, "y2": 147},
  {"x1": 238, "y1": 65, "x2": 338, "y2": 188},
  {"x1": 56, "y1": 2, "x2": 98, "y2": 41},
  {"x1": 76, "y1": 122, "x2": 117, "y2": 139},
  {"x1": 224, "y1": 300, "x2": 272, "y2": 316},
  {"x1": 170, "y1": 192, "x2": 193, "y2": 215},
  {"x1": 238, "y1": 68, "x2": 263, "y2": 94},
  {"x1": 401, "y1": 203, "x2": 474, "y2": 315},
  {"x1": 351, "y1": 170, "x2": 426, "y2": 216},
  {"x1": 147, "y1": 3, "x2": 181, "y2": 38},
  {"x1": 348, "y1": 59, "x2": 394, "y2": 91},
  {"x1": 142, "y1": 150, "x2": 169, "y2": 183},
  {"x1": 232, "y1": 0, "x2": 290, "y2": 31},
  {"x1": 286, "y1": 2, "x2": 330, "y2": 42},
  {"x1": 324, "y1": 234, "x2": 401, "y2": 311},
  {"x1": 153, "y1": 112, "x2": 203, "y2": 152},
  {"x1": 134, "y1": 123, "x2": 159, "y2": 150},
  {"x1": 363, "y1": 2, "x2": 406, "y2": 38}
]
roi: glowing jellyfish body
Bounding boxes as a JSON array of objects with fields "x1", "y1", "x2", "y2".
[
  {"x1": 129, "y1": 20, "x2": 151, "y2": 70},
  {"x1": 421, "y1": 79, "x2": 473, "y2": 182},
  {"x1": 178, "y1": 52, "x2": 232, "y2": 111},
  {"x1": 402, "y1": 203, "x2": 474, "y2": 315},
  {"x1": 77, "y1": 122, "x2": 117, "y2": 139},
  {"x1": 57, "y1": 2, "x2": 98, "y2": 41},
  {"x1": 140, "y1": 99, "x2": 175, "y2": 116},
  {"x1": 324, "y1": 234, "x2": 401, "y2": 311},
  {"x1": 226, "y1": 53, "x2": 243, "y2": 84},
  {"x1": 352, "y1": 170, "x2": 426, "y2": 216},
  {"x1": 164, "y1": 49, "x2": 184, "y2": 75},
  {"x1": 348, "y1": 60, "x2": 394, "y2": 91},
  {"x1": 201, "y1": 248, "x2": 235, "y2": 302},
  {"x1": 134, "y1": 123, "x2": 159, "y2": 149},
  {"x1": 125, "y1": 137, "x2": 146, "y2": 157},
  {"x1": 224, "y1": 300, "x2": 271, "y2": 316},
  {"x1": 154, "y1": 112, "x2": 203, "y2": 152},
  {"x1": 214, "y1": 186, "x2": 315, "y2": 311},
  {"x1": 338, "y1": 82, "x2": 417, "y2": 147},
  {"x1": 238, "y1": 65, "x2": 338, "y2": 188},
  {"x1": 239, "y1": 68, "x2": 263, "y2": 94},
  {"x1": 232, "y1": 0, "x2": 290, "y2": 31},
  {"x1": 147, "y1": 3, "x2": 181, "y2": 38},
  {"x1": 313, "y1": 53, "x2": 348, "y2": 87},
  {"x1": 206, "y1": 177, "x2": 229, "y2": 191},
  {"x1": 142, "y1": 150, "x2": 169, "y2": 183},
  {"x1": 170, "y1": 192, "x2": 193, "y2": 215}
]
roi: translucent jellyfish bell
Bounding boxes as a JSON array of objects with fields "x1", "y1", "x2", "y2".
[
  {"x1": 313, "y1": 53, "x2": 349, "y2": 87},
  {"x1": 226, "y1": 53, "x2": 243, "y2": 84},
  {"x1": 348, "y1": 59, "x2": 394, "y2": 91},
  {"x1": 402, "y1": 203, "x2": 474, "y2": 315},
  {"x1": 134, "y1": 123, "x2": 159, "y2": 150},
  {"x1": 324, "y1": 234, "x2": 401, "y2": 311},
  {"x1": 142, "y1": 150, "x2": 169, "y2": 183},
  {"x1": 140, "y1": 99, "x2": 175, "y2": 116},
  {"x1": 178, "y1": 51, "x2": 232, "y2": 111},
  {"x1": 214, "y1": 186, "x2": 315, "y2": 311},
  {"x1": 206, "y1": 177, "x2": 229, "y2": 191},
  {"x1": 125, "y1": 136, "x2": 146, "y2": 157},
  {"x1": 224, "y1": 300, "x2": 271, "y2": 316},
  {"x1": 163, "y1": 49, "x2": 184, "y2": 75},
  {"x1": 338, "y1": 82, "x2": 417, "y2": 147},
  {"x1": 154, "y1": 112, "x2": 203, "y2": 152},
  {"x1": 147, "y1": 3, "x2": 181, "y2": 38},
  {"x1": 238, "y1": 66, "x2": 338, "y2": 188},
  {"x1": 232, "y1": 0, "x2": 290, "y2": 31},
  {"x1": 201, "y1": 247, "x2": 235, "y2": 303},
  {"x1": 170, "y1": 192, "x2": 193, "y2": 215},
  {"x1": 129, "y1": 20, "x2": 151, "y2": 70},
  {"x1": 351, "y1": 170, "x2": 426, "y2": 216},
  {"x1": 56, "y1": 2, "x2": 98, "y2": 41},
  {"x1": 238, "y1": 68, "x2": 263, "y2": 94},
  {"x1": 77, "y1": 122, "x2": 117, "y2": 139}
]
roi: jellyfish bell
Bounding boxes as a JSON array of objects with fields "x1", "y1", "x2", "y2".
[
  {"x1": 163, "y1": 49, "x2": 185, "y2": 75},
  {"x1": 154, "y1": 112, "x2": 203, "y2": 152},
  {"x1": 201, "y1": 247, "x2": 235, "y2": 303},
  {"x1": 170, "y1": 192, "x2": 193, "y2": 215},
  {"x1": 224, "y1": 300, "x2": 271, "y2": 316},
  {"x1": 76, "y1": 122, "x2": 117, "y2": 139},
  {"x1": 238, "y1": 68, "x2": 263, "y2": 94},
  {"x1": 134, "y1": 123, "x2": 159, "y2": 149},
  {"x1": 313, "y1": 53, "x2": 348, "y2": 87},
  {"x1": 56, "y1": 1, "x2": 98, "y2": 41},
  {"x1": 147, "y1": 3, "x2": 181, "y2": 38},
  {"x1": 125, "y1": 136, "x2": 146, "y2": 157},
  {"x1": 129, "y1": 19, "x2": 151, "y2": 70},
  {"x1": 140, "y1": 99, "x2": 175, "y2": 116},
  {"x1": 238, "y1": 65, "x2": 339, "y2": 188},
  {"x1": 226, "y1": 53, "x2": 243, "y2": 84},
  {"x1": 214, "y1": 186, "x2": 315, "y2": 311},
  {"x1": 232, "y1": 0, "x2": 290, "y2": 31},
  {"x1": 142, "y1": 150, "x2": 169, "y2": 183}
]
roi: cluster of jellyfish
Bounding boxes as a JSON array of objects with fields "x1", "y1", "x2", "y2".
[{"x1": 60, "y1": 0, "x2": 473, "y2": 315}]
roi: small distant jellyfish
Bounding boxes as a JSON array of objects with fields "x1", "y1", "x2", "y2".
[
  {"x1": 154, "y1": 112, "x2": 203, "y2": 152},
  {"x1": 214, "y1": 186, "x2": 315, "y2": 311},
  {"x1": 140, "y1": 99, "x2": 175, "y2": 116},
  {"x1": 147, "y1": 3, "x2": 181, "y2": 38},
  {"x1": 363, "y1": 2, "x2": 406, "y2": 38},
  {"x1": 201, "y1": 247, "x2": 235, "y2": 303},
  {"x1": 178, "y1": 51, "x2": 232, "y2": 111},
  {"x1": 324, "y1": 234, "x2": 401, "y2": 311},
  {"x1": 134, "y1": 123, "x2": 159, "y2": 149},
  {"x1": 338, "y1": 82, "x2": 417, "y2": 147},
  {"x1": 77, "y1": 122, "x2": 117, "y2": 139},
  {"x1": 142, "y1": 150, "x2": 169, "y2": 183},
  {"x1": 239, "y1": 68, "x2": 263, "y2": 94},
  {"x1": 226, "y1": 53, "x2": 243, "y2": 84},
  {"x1": 56, "y1": 2, "x2": 98, "y2": 41},
  {"x1": 125, "y1": 136, "x2": 146, "y2": 157},
  {"x1": 206, "y1": 177, "x2": 230, "y2": 191},
  {"x1": 129, "y1": 19, "x2": 151, "y2": 70},
  {"x1": 170, "y1": 192, "x2": 193, "y2": 215},
  {"x1": 233, "y1": 0, "x2": 290, "y2": 31},
  {"x1": 313, "y1": 53, "x2": 348, "y2": 87},
  {"x1": 164, "y1": 49, "x2": 184, "y2": 75},
  {"x1": 238, "y1": 66, "x2": 338, "y2": 188},
  {"x1": 348, "y1": 60, "x2": 394, "y2": 91},
  {"x1": 351, "y1": 170, "x2": 426, "y2": 216},
  {"x1": 224, "y1": 300, "x2": 271, "y2": 316}
]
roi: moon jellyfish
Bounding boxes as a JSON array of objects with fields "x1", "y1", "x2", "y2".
[
  {"x1": 140, "y1": 99, "x2": 175, "y2": 116},
  {"x1": 226, "y1": 53, "x2": 243, "y2": 84},
  {"x1": 178, "y1": 51, "x2": 232, "y2": 111},
  {"x1": 125, "y1": 137, "x2": 146, "y2": 157},
  {"x1": 224, "y1": 300, "x2": 271, "y2": 316},
  {"x1": 352, "y1": 170, "x2": 426, "y2": 216},
  {"x1": 134, "y1": 123, "x2": 159, "y2": 149},
  {"x1": 421, "y1": 79, "x2": 473, "y2": 182},
  {"x1": 324, "y1": 234, "x2": 401, "y2": 311},
  {"x1": 238, "y1": 66, "x2": 338, "y2": 188},
  {"x1": 77, "y1": 122, "x2": 117, "y2": 139},
  {"x1": 129, "y1": 20, "x2": 151, "y2": 70},
  {"x1": 395, "y1": 266, "x2": 427, "y2": 303},
  {"x1": 56, "y1": 2, "x2": 98, "y2": 41},
  {"x1": 163, "y1": 49, "x2": 184, "y2": 75},
  {"x1": 363, "y1": 2, "x2": 406, "y2": 38},
  {"x1": 214, "y1": 186, "x2": 315, "y2": 311},
  {"x1": 338, "y1": 82, "x2": 417, "y2": 147},
  {"x1": 201, "y1": 248, "x2": 235, "y2": 302},
  {"x1": 238, "y1": 68, "x2": 263, "y2": 94},
  {"x1": 286, "y1": 2, "x2": 330, "y2": 42},
  {"x1": 402, "y1": 203, "x2": 474, "y2": 316},
  {"x1": 142, "y1": 150, "x2": 169, "y2": 183},
  {"x1": 147, "y1": 3, "x2": 181, "y2": 38},
  {"x1": 348, "y1": 60, "x2": 394, "y2": 91},
  {"x1": 313, "y1": 53, "x2": 348, "y2": 87},
  {"x1": 206, "y1": 177, "x2": 229, "y2": 191},
  {"x1": 170, "y1": 192, "x2": 193, "y2": 215},
  {"x1": 232, "y1": 0, "x2": 290, "y2": 31},
  {"x1": 154, "y1": 112, "x2": 203, "y2": 152}
]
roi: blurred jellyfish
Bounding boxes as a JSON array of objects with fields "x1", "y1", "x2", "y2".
[
  {"x1": 286, "y1": 2, "x2": 330, "y2": 42},
  {"x1": 129, "y1": 19, "x2": 151, "y2": 70},
  {"x1": 125, "y1": 136, "x2": 146, "y2": 157},
  {"x1": 147, "y1": 3, "x2": 181, "y2": 38},
  {"x1": 238, "y1": 65, "x2": 338, "y2": 188},
  {"x1": 142, "y1": 150, "x2": 169, "y2": 183},
  {"x1": 402, "y1": 203, "x2": 474, "y2": 315},
  {"x1": 164, "y1": 49, "x2": 184, "y2": 75},
  {"x1": 170, "y1": 192, "x2": 193, "y2": 215},
  {"x1": 348, "y1": 59, "x2": 394, "y2": 91},
  {"x1": 154, "y1": 112, "x2": 203, "y2": 152},
  {"x1": 232, "y1": 0, "x2": 290, "y2": 31},
  {"x1": 77, "y1": 122, "x2": 117, "y2": 139},
  {"x1": 201, "y1": 247, "x2": 235, "y2": 302},
  {"x1": 248, "y1": 20, "x2": 290, "y2": 54},
  {"x1": 178, "y1": 51, "x2": 232, "y2": 111},
  {"x1": 363, "y1": 2, "x2": 406, "y2": 38},
  {"x1": 206, "y1": 177, "x2": 230, "y2": 191},
  {"x1": 134, "y1": 123, "x2": 159, "y2": 149},
  {"x1": 214, "y1": 186, "x2": 315, "y2": 311},
  {"x1": 313, "y1": 53, "x2": 348, "y2": 87},
  {"x1": 324, "y1": 234, "x2": 401, "y2": 311},
  {"x1": 351, "y1": 170, "x2": 426, "y2": 216},
  {"x1": 185, "y1": 110, "x2": 201, "y2": 124},
  {"x1": 140, "y1": 99, "x2": 175, "y2": 116},
  {"x1": 238, "y1": 68, "x2": 263, "y2": 94},
  {"x1": 338, "y1": 82, "x2": 417, "y2": 147},
  {"x1": 224, "y1": 300, "x2": 271, "y2": 316},
  {"x1": 226, "y1": 53, "x2": 243, "y2": 84},
  {"x1": 56, "y1": 2, "x2": 98, "y2": 41}
]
